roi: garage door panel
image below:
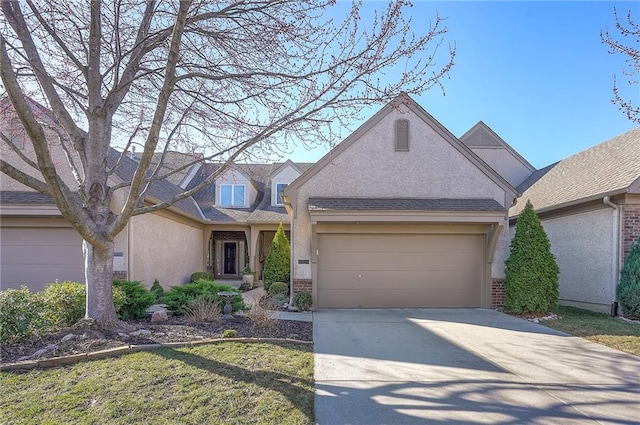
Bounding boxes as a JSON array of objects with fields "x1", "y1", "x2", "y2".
[
  {"x1": 319, "y1": 251, "x2": 481, "y2": 272},
  {"x1": 317, "y1": 231, "x2": 484, "y2": 308},
  {"x1": 320, "y1": 233, "x2": 476, "y2": 252},
  {"x1": 318, "y1": 288, "x2": 480, "y2": 308},
  {"x1": 319, "y1": 269, "x2": 479, "y2": 290},
  {"x1": 3, "y1": 245, "x2": 83, "y2": 264},
  {"x1": 1, "y1": 226, "x2": 84, "y2": 291}
]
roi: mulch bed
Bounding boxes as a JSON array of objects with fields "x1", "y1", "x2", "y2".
[{"x1": 1, "y1": 316, "x2": 312, "y2": 365}]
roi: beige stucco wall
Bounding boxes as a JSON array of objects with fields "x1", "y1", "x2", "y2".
[
  {"x1": 130, "y1": 212, "x2": 203, "y2": 288},
  {"x1": 470, "y1": 147, "x2": 532, "y2": 188},
  {"x1": 292, "y1": 105, "x2": 510, "y2": 280},
  {"x1": 541, "y1": 207, "x2": 617, "y2": 312}
]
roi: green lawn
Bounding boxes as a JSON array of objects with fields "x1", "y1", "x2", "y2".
[
  {"x1": 543, "y1": 306, "x2": 640, "y2": 356},
  {"x1": 0, "y1": 342, "x2": 314, "y2": 425}
]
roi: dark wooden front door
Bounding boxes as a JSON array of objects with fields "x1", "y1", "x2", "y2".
[{"x1": 223, "y1": 241, "x2": 237, "y2": 275}]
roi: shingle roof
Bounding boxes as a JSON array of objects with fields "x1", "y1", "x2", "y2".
[
  {"x1": 186, "y1": 162, "x2": 311, "y2": 223},
  {"x1": 511, "y1": 127, "x2": 640, "y2": 216},
  {"x1": 107, "y1": 149, "x2": 204, "y2": 219},
  {"x1": 308, "y1": 197, "x2": 505, "y2": 212}
]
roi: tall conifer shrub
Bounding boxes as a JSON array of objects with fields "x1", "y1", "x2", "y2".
[
  {"x1": 617, "y1": 238, "x2": 640, "y2": 318},
  {"x1": 262, "y1": 223, "x2": 291, "y2": 292},
  {"x1": 504, "y1": 200, "x2": 559, "y2": 313}
]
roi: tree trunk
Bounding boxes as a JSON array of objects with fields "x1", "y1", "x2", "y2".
[{"x1": 84, "y1": 240, "x2": 117, "y2": 323}]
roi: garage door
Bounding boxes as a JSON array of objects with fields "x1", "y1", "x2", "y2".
[
  {"x1": 1, "y1": 227, "x2": 84, "y2": 292},
  {"x1": 317, "y1": 232, "x2": 484, "y2": 308}
]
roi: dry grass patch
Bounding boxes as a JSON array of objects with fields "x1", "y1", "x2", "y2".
[
  {"x1": 543, "y1": 306, "x2": 640, "y2": 356},
  {"x1": 1, "y1": 342, "x2": 314, "y2": 424}
]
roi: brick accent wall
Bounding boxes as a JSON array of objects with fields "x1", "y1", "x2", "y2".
[
  {"x1": 293, "y1": 279, "x2": 312, "y2": 294},
  {"x1": 492, "y1": 279, "x2": 505, "y2": 309},
  {"x1": 113, "y1": 271, "x2": 127, "y2": 280},
  {"x1": 622, "y1": 204, "x2": 640, "y2": 260}
]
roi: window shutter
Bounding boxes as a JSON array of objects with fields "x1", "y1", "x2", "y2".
[{"x1": 395, "y1": 119, "x2": 409, "y2": 151}]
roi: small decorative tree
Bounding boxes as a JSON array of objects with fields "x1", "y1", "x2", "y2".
[
  {"x1": 262, "y1": 224, "x2": 291, "y2": 293},
  {"x1": 504, "y1": 200, "x2": 560, "y2": 314},
  {"x1": 617, "y1": 238, "x2": 640, "y2": 318}
]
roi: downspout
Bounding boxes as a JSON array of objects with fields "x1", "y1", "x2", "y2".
[{"x1": 603, "y1": 196, "x2": 620, "y2": 310}]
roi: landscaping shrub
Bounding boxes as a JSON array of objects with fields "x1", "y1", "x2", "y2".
[
  {"x1": 246, "y1": 302, "x2": 277, "y2": 331},
  {"x1": 183, "y1": 295, "x2": 222, "y2": 323},
  {"x1": 293, "y1": 292, "x2": 313, "y2": 311},
  {"x1": 504, "y1": 200, "x2": 559, "y2": 314},
  {"x1": 262, "y1": 223, "x2": 290, "y2": 292},
  {"x1": 617, "y1": 238, "x2": 640, "y2": 318},
  {"x1": 161, "y1": 280, "x2": 246, "y2": 315},
  {"x1": 264, "y1": 294, "x2": 289, "y2": 310},
  {"x1": 112, "y1": 279, "x2": 156, "y2": 320},
  {"x1": 0, "y1": 287, "x2": 47, "y2": 342},
  {"x1": 190, "y1": 271, "x2": 214, "y2": 283},
  {"x1": 150, "y1": 279, "x2": 164, "y2": 302},
  {"x1": 223, "y1": 329, "x2": 237, "y2": 338},
  {"x1": 39, "y1": 281, "x2": 86, "y2": 327},
  {"x1": 268, "y1": 281, "x2": 289, "y2": 296}
]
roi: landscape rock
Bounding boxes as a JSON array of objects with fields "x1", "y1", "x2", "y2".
[
  {"x1": 151, "y1": 310, "x2": 169, "y2": 323},
  {"x1": 61, "y1": 334, "x2": 77, "y2": 342},
  {"x1": 130, "y1": 329, "x2": 152, "y2": 337}
]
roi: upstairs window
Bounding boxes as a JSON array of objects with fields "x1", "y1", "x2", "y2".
[
  {"x1": 275, "y1": 183, "x2": 288, "y2": 206},
  {"x1": 395, "y1": 119, "x2": 409, "y2": 152},
  {"x1": 220, "y1": 184, "x2": 245, "y2": 207}
]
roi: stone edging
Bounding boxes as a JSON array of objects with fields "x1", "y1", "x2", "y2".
[{"x1": 0, "y1": 338, "x2": 313, "y2": 372}]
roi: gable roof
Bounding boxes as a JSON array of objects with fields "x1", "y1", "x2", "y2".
[
  {"x1": 286, "y1": 93, "x2": 518, "y2": 198},
  {"x1": 510, "y1": 127, "x2": 640, "y2": 216},
  {"x1": 460, "y1": 121, "x2": 535, "y2": 172}
]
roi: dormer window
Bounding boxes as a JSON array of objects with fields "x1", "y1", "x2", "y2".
[
  {"x1": 275, "y1": 183, "x2": 288, "y2": 206},
  {"x1": 220, "y1": 184, "x2": 245, "y2": 207},
  {"x1": 395, "y1": 119, "x2": 409, "y2": 152}
]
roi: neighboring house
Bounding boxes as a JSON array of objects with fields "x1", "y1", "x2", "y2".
[
  {"x1": 283, "y1": 94, "x2": 519, "y2": 308},
  {"x1": 509, "y1": 127, "x2": 640, "y2": 314},
  {"x1": 0, "y1": 96, "x2": 311, "y2": 291}
]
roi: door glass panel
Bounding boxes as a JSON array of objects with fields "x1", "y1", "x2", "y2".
[{"x1": 223, "y1": 242, "x2": 237, "y2": 274}]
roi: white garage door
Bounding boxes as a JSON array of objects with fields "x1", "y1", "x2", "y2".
[
  {"x1": 317, "y1": 232, "x2": 484, "y2": 308},
  {"x1": 1, "y1": 227, "x2": 84, "y2": 292}
]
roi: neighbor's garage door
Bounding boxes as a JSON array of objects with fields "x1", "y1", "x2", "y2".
[
  {"x1": 0, "y1": 226, "x2": 84, "y2": 292},
  {"x1": 317, "y1": 232, "x2": 484, "y2": 308}
]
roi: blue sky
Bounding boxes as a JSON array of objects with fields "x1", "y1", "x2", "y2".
[{"x1": 289, "y1": 1, "x2": 639, "y2": 169}]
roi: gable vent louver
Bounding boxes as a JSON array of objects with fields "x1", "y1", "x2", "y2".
[{"x1": 395, "y1": 119, "x2": 409, "y2": 152}]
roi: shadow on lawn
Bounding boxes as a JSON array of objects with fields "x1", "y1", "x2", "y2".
[{"x1": 153, "y1": 343, "x2": 314, "y2": 422}]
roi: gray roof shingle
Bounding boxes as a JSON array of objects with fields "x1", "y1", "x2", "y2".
[
  {"x1": 308, "y1": 197, "x2": 505, "y2": 212},
  {"x1": 0, "y1": 191, "x2": 56, "y2": 204},
  {"x1": 511, "y1": 127, "x2": 640, "y2": 216}
]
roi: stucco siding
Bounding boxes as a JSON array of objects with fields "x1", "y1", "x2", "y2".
[
  {"x1": 471, "y1": 147, "x2": 533, "y2": 188},
  {"x1": 292, "y1": 105, "x2": 509, "y2": 281},
  {"x1": 542, "y1": 208, "x2": 616, "y2": 309},
  {"x1": 130, "y1": 213, "x2": 203, "y2": 288}
]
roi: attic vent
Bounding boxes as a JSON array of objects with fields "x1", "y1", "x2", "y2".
[{"x1": 395, "y1": 119, "x2": 409, "y2": 151}]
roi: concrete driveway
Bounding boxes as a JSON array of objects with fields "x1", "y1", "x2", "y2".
[{"x1": 314, "y1": 309, "x2": 640, "y2": 425}]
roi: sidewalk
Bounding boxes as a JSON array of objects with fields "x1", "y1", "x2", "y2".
[{"x1": 241, "y1": 285, "x2": 313, "y2": 322}]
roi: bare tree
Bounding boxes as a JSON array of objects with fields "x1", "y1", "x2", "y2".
[
  {"x1": 0, "y1": 0, "x2": 455, "y2": 326},
  {"x1": 601, "y1": 8, "x2": 640, "y2": 123}
]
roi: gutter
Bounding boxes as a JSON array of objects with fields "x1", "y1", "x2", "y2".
[{"x1": 603, "y1": 196, "x2": 620, "y2": 307}]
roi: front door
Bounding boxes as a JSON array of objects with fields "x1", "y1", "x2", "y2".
[{"x1": 223, "y1": 241, "x2": 238, "y2": 275}]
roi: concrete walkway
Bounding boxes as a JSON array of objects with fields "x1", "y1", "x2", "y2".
[{"x1": 314, "y1": 309, "x2": 640, "y2": 424}]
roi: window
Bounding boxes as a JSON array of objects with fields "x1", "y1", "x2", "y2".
[
  {"x1": 220, "y1": 184, "x2": 245, "y2": 207},
  {"x1": 275, "y1": 183, "x2": 288, "y2": 205},
  {"x1": 395, "y1": 119, "x2": 409, "y2": 152}
]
